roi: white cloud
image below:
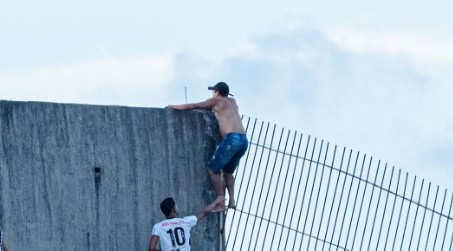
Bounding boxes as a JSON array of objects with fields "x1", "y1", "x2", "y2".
[{"x1": 327, "y1": 30, "x2": 453, "y2": 61}]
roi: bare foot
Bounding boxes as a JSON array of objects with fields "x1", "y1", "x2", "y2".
[{"x1": 228, "y1": 200, "x2": 236, "y2": 210}]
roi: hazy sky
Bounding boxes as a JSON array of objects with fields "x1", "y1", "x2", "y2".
[{"x1": 1, "y1": 0, "x2": 452, "y2": 190}]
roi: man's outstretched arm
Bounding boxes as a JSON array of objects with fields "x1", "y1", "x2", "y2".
[
  {"x1": 196, "y1": 197, "x2": 224, "y2": 221},
  {"x1": 167, "y1": 98, "x2": 216, "y2": 111}
]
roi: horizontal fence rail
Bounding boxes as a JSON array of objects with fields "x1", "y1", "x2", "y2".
[{"x1": 223, "y1": 117, "x2": 453, "y2": 251}]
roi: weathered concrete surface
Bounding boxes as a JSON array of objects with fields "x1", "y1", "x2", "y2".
[{"x1": 0, "y1": 100, "x2": 221, "y2": 251}]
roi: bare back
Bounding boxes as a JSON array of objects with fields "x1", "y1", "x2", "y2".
[{"x1": 212, "y1": 97, "x2": 245, "y2": 137}]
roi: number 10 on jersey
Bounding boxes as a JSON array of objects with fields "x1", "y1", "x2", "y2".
[{"x1": 167, "y1": 227, "x2": 186, "y2": 248}]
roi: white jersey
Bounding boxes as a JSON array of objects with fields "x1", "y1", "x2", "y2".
[
  {"x1": 0, "y1": 230, "x2": 3, "y2": 251},
  {"x1": 152, "y1": 216, "x2": 197, "y2": 251}
]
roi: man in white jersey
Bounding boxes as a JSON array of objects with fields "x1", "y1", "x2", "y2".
[
  {"x1": 149, "y1": 197, "x2": 222, "y2": 251},
  {"x1": 0, "y1": 231, "x2": 9, "y2": 251}
]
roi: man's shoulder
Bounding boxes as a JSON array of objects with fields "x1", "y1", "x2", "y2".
[
  {"x1": 214, "y1": 96, "x2": 237, "y2": 107},
  {"x1": 183, "y1": 215, "x2": 197, "y2": 221},
  {"x1": 182, "y1": 215, "x2": 198, "y2": 227},
  {"x1": 152, "y1": 219, "x2": 165, "y2": 229}
]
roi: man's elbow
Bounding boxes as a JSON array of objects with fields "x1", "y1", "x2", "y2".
[
  {"x1": 149, "y1": 243, "x2": 158, "y2": 251},
  {"x1": 188, "y1": 104, "x2": 198, "y2": 110},
  {"x1": 196, "y1": 209, "x2": 209, "y2": 221}
]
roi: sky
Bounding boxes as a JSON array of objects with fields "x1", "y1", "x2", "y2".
[{"x1": 1, "y1": 0, "x2": 452, "y2": 191}]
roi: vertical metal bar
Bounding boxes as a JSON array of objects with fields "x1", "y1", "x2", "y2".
[
  {"x1": 375, "y1": 165, "x2": 395, "y2": 251},
  {"x1": 315, "y1": 145, "x2": 338, "y2": 250},
  {"x1": 235, "y1": 121, "x2": 265, "y2": 251},
  {"x1": 225, "y1": 117, "x2": 254, "y2": 248},
  {"x1": 423, "y1": 186, "x2": 439, "y2": 251},
  {"x1": 244, "y1": 122, "x2": 270, "y2": 251},
  {"x1": 253, "y1": 127, "x2": 284, "y2": 249},
  {"x1": 449, "y1": 226, "x2": 453, "y2": 251},
  {"x1": 335, "y1": 151, "x2": 361, "y2": 251},
  {"x1": 322, "y1": 147, "x2": 346, "y2": 250},
  {"x1": 329, "y1": 150, "x2": 354, "y2": 250},
  {"x1": 351, "y1": 157, "x2": 375, "y2": 250},
  {"x1": 346, "y1": 155, "x2": 372, "y2": 250},
  {"x1": 391, "y1": 172, "x2": 410, "y2": 250},
  {"x1": 407, "y1": 179, "x2": 425, "y2": 251},
  {"x1": 415, "y1": 182, "x2": 431, "y2": 250},
  {"x1": 300, "y1": 139, "x2": 324, "y2": 249},
  {"x1": 280, "y1": 132, "x2": 304, "y2": 250},
  {"x1": 272, "y1": 131, "x2": 298, "y2": 249},
  {"x1": 383, "y1": 168, "x2": 401, "y2": 250},
  {"x1": 400, "y1": 175, "x2": 418, "y2": 250},
  {"x1": 366, "y1": 163, "x2": 388, "y2": 250},
  {"x1": 440, "y1": 193, "x2": 453, "y2": 251},
  {"x1": 266, "y1": 130, "x2": 291, "y2": 249},
  {"x1": 432, "y1": 189, "x2": 447, "y2": 250},
  {"x1": 237, "y1": 121, "x2": 268, "y2": 249},
  {"x1": 296, "y1": 137, "x2": 319, "y2": 249},
  {"x1": 356, "y1": 158, "x2": 379, "y2": 250},
  {"x1": 290, "y1": 135, "x2": 313, "y2": 251},
  {"x1": 449, "y1": 233, "x2": 453, "y2": 251},
  {"x1": 307, "y1": 142, "x2": 330, "y2": 250},
  {"x1": 250, "y1": 124, "x2": 277, "y2": 251}
]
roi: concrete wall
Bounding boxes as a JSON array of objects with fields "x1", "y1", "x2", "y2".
[{"x1": 0, "y1": 100, "x2": 221, "y2": 251}]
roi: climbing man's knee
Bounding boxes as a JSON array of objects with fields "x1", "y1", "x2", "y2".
[{"x1": 207, "y1": 168, "x2": 215, "y2": 175}]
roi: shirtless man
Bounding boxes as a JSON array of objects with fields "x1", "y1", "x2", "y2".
[{"x1": 167, "y1": 82, "x2": 248, "y2": 211}]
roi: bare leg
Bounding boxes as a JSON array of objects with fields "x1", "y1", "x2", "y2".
[
  {"x1": 224, "y1": 173, "x2": 236, "y2": 209},
  {"x1": 208, "y1": 169, "x2": 225, "y2": 212}
]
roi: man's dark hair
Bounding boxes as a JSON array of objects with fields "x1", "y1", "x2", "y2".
[
  {"x1": 160, "y1": 197, "x2": 175, "y2": 216},
  {"x1": 208, "y1": 82, "x2": 233, "y2": 97}
]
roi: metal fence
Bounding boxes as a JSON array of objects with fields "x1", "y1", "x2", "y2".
[{"x1": 223, "y1": 118, "x2": 453, "y2": 251}]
